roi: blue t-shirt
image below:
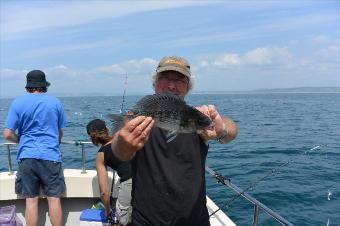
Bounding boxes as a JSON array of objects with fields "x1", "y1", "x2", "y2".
[{"x1": 5, "y1": 93, "x2": 67, "y2": 162}]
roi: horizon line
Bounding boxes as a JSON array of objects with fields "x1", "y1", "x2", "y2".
[{"x1": 1, "y1": 86, "x2": 340, "y2": 99}]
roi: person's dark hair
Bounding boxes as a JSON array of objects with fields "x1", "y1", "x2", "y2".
[
  {"x1": 87, "y1": 119, "x2": 112, "y2": 146},
  {"x1": 88, "y1": 129, "x2": 111, "y2": 146},
  {"x1": 26, "y1": 87, "x2": 48, "y2": 93}
]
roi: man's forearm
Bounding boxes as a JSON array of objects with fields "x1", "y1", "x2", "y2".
[
  {"x1": 59, "y1": 129, "x2": 63, "y2": 144},
  {"x1": 111, "y1": 139, "x2": 136, "y2": 161}
]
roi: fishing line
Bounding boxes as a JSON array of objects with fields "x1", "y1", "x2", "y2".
[{"x1": 208, "y1": 144, "x2": 326, "y2": 217}]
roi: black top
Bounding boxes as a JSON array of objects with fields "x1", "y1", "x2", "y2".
[
  {"x1": 98, "y1": 144, "x2": 132, "y2": 183},
  {"x1": 131, "y1": 128, "x2": 210, "y2": 226}
]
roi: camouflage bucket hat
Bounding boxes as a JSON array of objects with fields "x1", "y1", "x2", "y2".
[{"x1": 156, "y1": 56, "x2": 191, "y2": 79}]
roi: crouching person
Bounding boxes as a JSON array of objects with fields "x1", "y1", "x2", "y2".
[{"x1": 87, "y1": 119, "x2": 132, "y2": 225}]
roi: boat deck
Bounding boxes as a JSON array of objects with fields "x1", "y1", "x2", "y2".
[{"x1": 0, "y1": 169, "x2": 236, "y2": 226}]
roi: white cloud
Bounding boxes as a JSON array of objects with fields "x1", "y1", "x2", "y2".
[
  {"x1": 244, "y1": 48, "x2": 271, "y2": 65},
  {"x1": 325, "y1": 45, "x2": 340, "y2": 55},
  {"x1": 54, "y1": 65, "x2": 68, "y2": 70},
  {"x1": 203, "y1": 46, "x2": 293, "y2": 69},
  {"x1": 212, "y1": 54, "x2": 241, "y2": 67},
  {"x1": 302, "y1": 43, "x2": 340, "y2": 72},
  {"x1": 0, "y1": 68, "x2": 28, "y2": 79},
  {"x1": 1, "y1": 58, "x2": 158, "y2": 81},
  {"x1": 97, "y1": 64, "x2": 125, "y2": 74},
  {"x1": 310, "y1": 35, "x2": 330, "y2": 45},
  {"x1": 96, "y1": 58, "x2": 157, "y2": 75},
  {"x1": 199, "y1": 60, "x2": 209, "y2": 68},
  {"x1": 244, "y1": 47, "x2": 292, "y2": 65},
  {"x1": 0, "y1": 58, "x2": 159, "y2": 97},
  {"x1": 123, "y1": 58, "x2": 157, "y2": 72},
  {"x1": 2, "y1": 44, "x2": 339, "y2": 98}
]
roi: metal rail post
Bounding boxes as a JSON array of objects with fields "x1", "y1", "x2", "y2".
[
  {"x1": 6, "y1": 144, "x2": 14, "y2": 175},
  {"x1": 81, "y1": 143, "x2": 86, "y2": 174},
  {"x1": 253, "y1": 204, "x2": 259, "y2": 226}
]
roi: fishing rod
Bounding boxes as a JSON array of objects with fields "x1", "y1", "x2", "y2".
[
  {"x1": 207, "y1": 145, "x2": 324, "y2": 218},
  {"x1": 205, "y1": 165, "x2": 294, "y2": 226},
  {"x1": 119, "y1": 73, "x2": 128, "y2": 114},
  {"x1": 110, "y1": 73, "x2": 128, "y2": 132},
  {"x1": 207, "y1": 159, "x2": 292, "y2": 216}
]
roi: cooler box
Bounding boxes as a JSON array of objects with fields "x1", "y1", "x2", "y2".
[
  {"x1": 80, "y1": 209, "x2": 108, "y2": 226},
  {"x1": 0, "y1": 205, "x2": 23, "y2": 226}
]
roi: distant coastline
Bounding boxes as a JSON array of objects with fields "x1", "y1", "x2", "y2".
[
  {"x1": 51, "y1": 87, "x2": 340, "y2": 96},
  {"x1": 193, "y1": 87, "x2": 340, "y2": 94},
  {"x1": 1, "y1": 87, "x2": 340, "y2": 99}
]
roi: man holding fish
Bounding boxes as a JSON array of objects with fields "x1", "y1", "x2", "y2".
[{"x1": 111, "y1": 56, "x2": 238, "y2": 226}]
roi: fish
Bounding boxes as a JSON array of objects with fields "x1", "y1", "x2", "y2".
[{"x1": 107, "y1": 93, "x2": 213, "y2": 133}]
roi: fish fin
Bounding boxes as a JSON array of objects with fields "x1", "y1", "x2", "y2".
[
  {"x1": 133, "y1": 93, "x2": 186, "y2": 111},
  {"x1": 106, "y1": 114, "x2": 132, "y2": 133},
  {"x1": 106, "y1": 114, "x2": 124, "y2": 121}
]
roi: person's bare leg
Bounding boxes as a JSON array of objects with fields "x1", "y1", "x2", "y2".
[
  {"x1": 25, "y1": 197, "x2": 39, "y2": 226},
  {"x1": 47, "y1": 197, "x2": 62, "y2": 226}
]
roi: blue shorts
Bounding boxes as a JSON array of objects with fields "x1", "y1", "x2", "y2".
[{"x1": 15, "y1": 158, "x2": 65, "y2": 198}]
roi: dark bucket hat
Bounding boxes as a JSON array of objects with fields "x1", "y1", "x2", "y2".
[{"x1": 25, "y1": 70, "x2": 50, "y2": 88}]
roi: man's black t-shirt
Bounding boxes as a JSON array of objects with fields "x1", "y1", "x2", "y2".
[
  {"x1": 131, "y1": 128, "x2": 210, "y2": 226},
  {"x1": 98, "y1": 144, "x2": 132, "y2": 183}
]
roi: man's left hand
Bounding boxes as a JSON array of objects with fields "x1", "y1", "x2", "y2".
[{"x1": 195, "y1": 105, "x2": 224, "y2": 141}]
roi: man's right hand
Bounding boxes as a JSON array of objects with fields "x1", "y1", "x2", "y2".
[
  {"x1": 3, "y1": 128, "x2": 19, "y2": 143},
  {"x1": 112, "y1": 116, "x2": 154, "y2": 161}
]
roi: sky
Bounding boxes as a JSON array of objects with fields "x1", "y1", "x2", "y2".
[{"x1": 1, "y1": 0, "x2": 340, "y2": 98}]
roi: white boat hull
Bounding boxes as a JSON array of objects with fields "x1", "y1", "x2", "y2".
[{"x1": 0, "y1": 169, "x2": 235, "y2": 226}]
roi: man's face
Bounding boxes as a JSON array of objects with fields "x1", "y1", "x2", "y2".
[{"x1": 154, "y1": 71, "x2": 189, "y2": 97}]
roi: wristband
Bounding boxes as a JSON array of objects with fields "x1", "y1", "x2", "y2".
[{"x1": 216, "y1": 123, "x2": 228, "y2": 143}]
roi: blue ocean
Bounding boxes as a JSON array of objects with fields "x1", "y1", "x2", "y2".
[{"x1": 1, "y1": 93, "x2": 339, "y2": 226}]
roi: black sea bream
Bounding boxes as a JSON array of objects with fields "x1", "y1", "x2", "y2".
[{"x1": 107, "y1": 93, "x2": 212, "y2": 133}]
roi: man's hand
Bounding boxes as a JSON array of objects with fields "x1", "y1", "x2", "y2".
[
  {"x1": 112, "y1": 116, "x2": 154, "y2": 161},
  {"x1": 3, "y1": 128, "x2": 19, "y2": 143},
  {"x1": 196, "y1": 105, "x2": 224, "y2": 141},
  {"x1": 196, "y1": 105, "x2": 238, "y2": 144}
]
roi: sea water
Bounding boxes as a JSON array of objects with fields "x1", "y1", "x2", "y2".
[{"x1": 1, "y1": 93, "x2": 339, "y2": 225}]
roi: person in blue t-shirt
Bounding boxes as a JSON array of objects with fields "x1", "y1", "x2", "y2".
[{"x1": 3, "y1": 70, "x2": 67, "y2": 226}]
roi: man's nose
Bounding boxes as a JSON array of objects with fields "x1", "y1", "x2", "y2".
[{"x1": 167, "y1": 81, "x2": 176, "y2": 90}]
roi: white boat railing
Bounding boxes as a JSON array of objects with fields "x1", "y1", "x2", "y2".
[
  {"x1": 2, "y1": 142, "x2": 15, "y2": 175},
  {"x1": 0, "y1": 141, "x2": 93, "y2": 175},
  {"x1": 1, "y1": 142, "x2": 293, "y2": 226},
  {"x1": 60, "y1": 141, "x2": 93, "y2": 174}
]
